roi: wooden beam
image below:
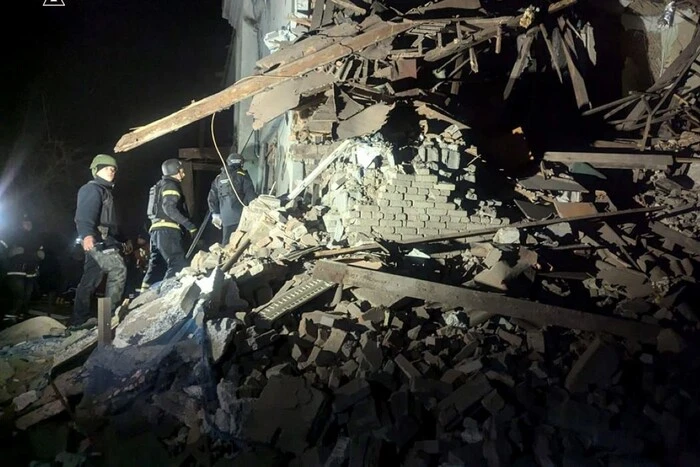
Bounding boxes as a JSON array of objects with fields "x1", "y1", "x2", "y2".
[
  {"x1": 539, "y1": 24, "x2": 563, "y2": 83},
  {"x1": 313, "y1": 261, "x2": 661, "y2": 343},
  {"x1": 331, "y1": 0, "x2": 366, "y2": 15},
  {"x1": 503, "y1": 30, "x2": 535, "y2": 99},
  {"x1": 114, "y1": 20, "x2": 414, "y2": 153},
  {"x1": 543, "y1": 151, "x2": 675, "y2": 169},
  {"x1": 311, "y1": 0, "x2": 325, "y2": 29},
  {"x1": 97, "y1": 297, "x2": 112, "y2": 347},
  {"x1": 555, "y1": 27, "x2": 590, "y2": 109}
]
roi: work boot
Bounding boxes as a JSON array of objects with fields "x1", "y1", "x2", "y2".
[{"x1": 68, "y1": 317, "x2": 98, "y2": 330}]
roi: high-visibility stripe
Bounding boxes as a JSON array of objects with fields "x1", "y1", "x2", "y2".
[
  {"x1": 237, "y1": 171, "x2": 245, "y2": 175},
  {"x1": 6, "y1": 272, "x2": 27, "y2": 276},
  {"x1": 149, "y1": 220, "x2": 181, "y2": 231},
  {"x1": 162, "y1": 190, "x2": 180, "y2": 197},
  {"x1": 0, "y1": 240, "x2": 7, "y2": 249}
]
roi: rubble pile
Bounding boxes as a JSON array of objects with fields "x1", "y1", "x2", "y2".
[{"x1": 5, "y1": 150, "x2": 700, "y2": 464}]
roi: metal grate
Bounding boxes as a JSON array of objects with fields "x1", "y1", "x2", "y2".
[{"x1": 255, "y1": 278, "x2": 335, "y2": 323}]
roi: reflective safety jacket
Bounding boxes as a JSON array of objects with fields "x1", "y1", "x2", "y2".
[{"x1": 148, "y1": 176, "x2": 196, "y2": 232}]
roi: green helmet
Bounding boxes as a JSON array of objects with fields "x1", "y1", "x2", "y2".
[{"x1": 90, "y1": 154, "x2": 118, "y2": 176}]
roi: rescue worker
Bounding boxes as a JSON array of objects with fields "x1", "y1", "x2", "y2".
[
  {"x1": 207, "y1": 153, "x2": 257, "y2": 245},
  {"x1": 70, "y1": 154, "x2": 129, "y2": 327},
  {"x1": 5, "y1": 214, "x2": 43, "y2": 319},
  {"x1": 141, "y1": 158, "x2": 197, "y2": 292}
]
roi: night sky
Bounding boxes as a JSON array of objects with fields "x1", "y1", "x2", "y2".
[{"x1": 1, "y1": 0, "x2": 231, "y2": 247}]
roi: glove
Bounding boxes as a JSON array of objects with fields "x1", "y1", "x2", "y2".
[
  {"x1": 121, "y1": 240, "x2": 134, "y2": 255},
  {"x1": 212, "y1": 214, "x2": 222, "y2": 230},
  {"x1": 37, "y1": 250, "x2": 45, "y2": 260}
]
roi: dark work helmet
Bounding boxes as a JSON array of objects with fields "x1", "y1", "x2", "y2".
[
  {"x1": 226, "y1": 153, "x2": 243, "y2": 167},
  {"x1": 161, "y1": 158, "x2": 183, "y2": 176}
]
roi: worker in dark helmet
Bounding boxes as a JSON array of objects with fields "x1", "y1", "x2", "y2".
[
  {"x1": 207, "y1": 153, "x2": 257, "y2": 245},
  {"x1": 71, "y1": 154, "x2": 129, "y2": 327},
  {"x1": 141, "y1": 158, "x2": 197, "y2": 292}
]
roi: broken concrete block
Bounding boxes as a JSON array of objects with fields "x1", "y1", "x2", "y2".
[
  {"x1": 243, "y1": 375, "x2": 327, "y2": 454},
  {"x1": 13, "y1": 390, "x2": 38, "y2": 412},
  {"x1": 323, "y1": 328, "x2": 348, "y2": 355},
  {"x1": 656, "y1": 328, "x2": 687, "y2": 353},
  {"x1": 114, "y1": 279, "x2": 200, "y2": 348},
  {"x1": 527, "y1": 331, "x2": 546, "y2": 353},
  {"x1": 334, "y1": 379, "x2": 371, "y2": 413},
  {"x1": 395, "y1": 354, "x2": 421, "y2": 379},
  {"x1": 437, "y1": 373, "x2": 491, "y2": 427},
  {"x1": 493, "y1": 227, "x2": 519, "y2": 244},
  {"x1": 497, "y1": 329, "x2": 523, "y2": 347},
  {"x1": 359, "y1": 337, "x2": 383, "y2": 373}
]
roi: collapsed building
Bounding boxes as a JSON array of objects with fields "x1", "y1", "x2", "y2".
[{"x1": 2, "y1": 0, "x2": 700, "y2": 465}]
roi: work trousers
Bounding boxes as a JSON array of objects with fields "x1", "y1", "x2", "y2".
[
  {"x1": 6, "y1": 273, "x2": 36, "y2": 317},
  {"x1": 142, "y1": 228, "x2": 187, "y2": 290},
  {"x1": 222, "y1": 224, "x2": 239, "y2": 247},
  {"x1": 72, "y1": 248, "x2": 127, "y2": 325}
]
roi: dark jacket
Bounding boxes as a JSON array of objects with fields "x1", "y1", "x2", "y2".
[
  {"x1": 207, "y1": 168, "x2": 257, "y2": 227},
  {"x1": 6, "y1": 227, "x2": 43, "y2": 275},
  {"x1": 74, "y1": 176, "x2": 120, "y2": 247},
  {"x1": 149, "y1": 176, "x2": 196, "y2": 232}
]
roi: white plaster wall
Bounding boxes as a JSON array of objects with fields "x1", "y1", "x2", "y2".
[{"x1": 224, "y1": 0, "x2": 297, "y2": 194}]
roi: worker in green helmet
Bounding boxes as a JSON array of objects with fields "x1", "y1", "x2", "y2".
[{"x1": 70, "y1": 154, "x2": 130, "y2": 327}]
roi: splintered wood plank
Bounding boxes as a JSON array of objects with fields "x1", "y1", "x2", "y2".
[
  {"x1": 321, "y1": 0, "x2": 335, "y2": 26},
  {"x1": 451, "y1": 55, "x2": 465, "y2": 97},
  {"x1": 408, "y1": 0, "x2": 482, "y2": 14},
  {"x1": 503, "y1": 30, "x2": 535, "y2": 99},
  {"x1": 248, "y1": 71, "x2": 337, "y2": 129},
  {"x1": 650, "y1": 222, "x2": 700, "y2": 255},
  {"x1": 331, "y1": 0, "x2": 366, "y2": 15},
  {"x1": 553, "y1": 201, "x2": 597, "y2": 218},
  {"x1": 469, "y1": 47, "x2": 479, "y2": 73},
  {"x1": 554, "y1": 27, "x2": 590, "y2": 109},
  {"x1": 518, "y1": 174, "x2": 588, "y2": 192},
  {"x1": 543, "y1": 151, "x2": 674, "y2": 169},
  {"x1": 424, "y1": 22, "x2": 505, "y2": 62},
  {"x1": 414, "y1": 102, "x2": 470, "y2": 129},
  {"x1": 114, "y1": 20, "x2": 414, "y2": 152},
  {"x1": 540, "y1": 24, "x2": 563, "y2": 83},
  {"x1": 396, "y1": 59, "x2": 418, "y2": 79},
  {"x1": 311, "y1": 0, "x2": 325, "y2": 29},
  {"x1": 256, "y1": 23, "x2": 357, "y2": 71},
  {"x1": 337, "y1": 89, "x2": 365, "y2": 119},
  {"x1": 336, "y1": 103, "x2": 394, "y2": 139}
]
